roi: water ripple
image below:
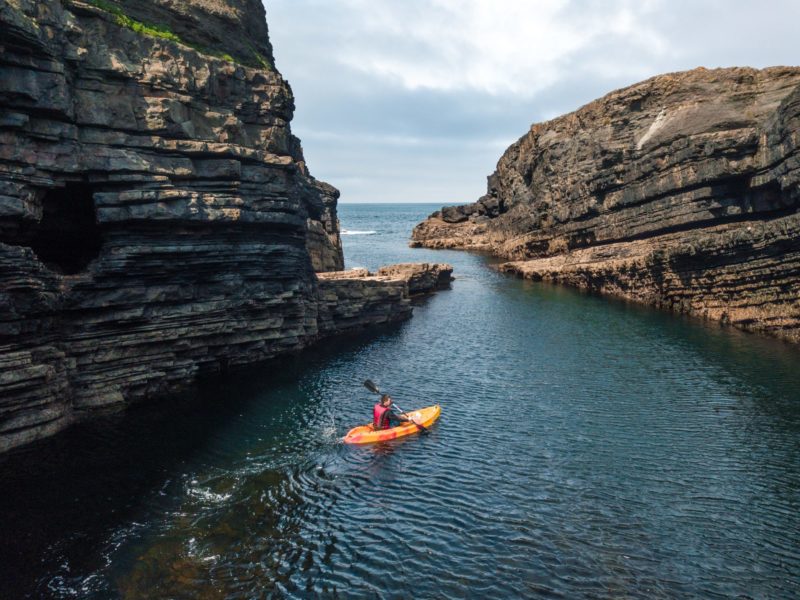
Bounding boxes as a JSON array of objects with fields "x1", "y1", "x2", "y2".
[{"x1": 1, "y1": 204, "x2": 799, "y2": 599}]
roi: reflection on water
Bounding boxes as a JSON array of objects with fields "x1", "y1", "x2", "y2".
[{"x1": 1, "y1": 204, "x2": 799, "y2": 599}]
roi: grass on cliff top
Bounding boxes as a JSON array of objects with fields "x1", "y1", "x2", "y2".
[
  {"x1": 246, "y1": 40, "x2": 272, "y2": 70},
  {"x1": 85, "y1": 0, "x2": 271, "y2": 68}
]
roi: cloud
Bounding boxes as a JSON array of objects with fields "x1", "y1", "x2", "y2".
[
  {"x1": 301, "y1": 129, "x2": 511, "y2": 150},
  {"x1": 330, "y1": 0, "x2": 669, "y2": 96},
  {"x1": 265, "y1": 0, "x2": 800, "y2": 203}
]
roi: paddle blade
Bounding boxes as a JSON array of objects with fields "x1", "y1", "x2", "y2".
[
  {"x1": 363, "y1": 379, "x2": 380, "y2": 394},
  {"x1": 391, "y1": 404, "x2": 428, "y2": 433}
]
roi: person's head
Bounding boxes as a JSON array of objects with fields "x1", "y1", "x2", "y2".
[{"x1": 380, "y1": 394, "x2": 392, "y2": 406}]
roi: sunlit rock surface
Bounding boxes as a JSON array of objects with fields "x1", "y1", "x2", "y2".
[{"x1": 316, "y1": 263, "x2": 453, "y2": 334}]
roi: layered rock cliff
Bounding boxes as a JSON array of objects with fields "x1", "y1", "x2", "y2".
[
  {"x1": 413, "y1": 67, "x2": 800, "y2": 343},
  {"x1": 0, "y1": 0, "x2": 434, "y2": 453}
]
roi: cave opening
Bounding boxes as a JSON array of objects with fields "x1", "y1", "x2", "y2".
[{"x1": 28, "y1": 182, "x2": 103, "y2": 274}]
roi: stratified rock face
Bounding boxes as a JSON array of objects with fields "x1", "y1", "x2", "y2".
[
  {"x1": 316, "y1": 263, "x2": 453, "y2": 333},
  {"x1": 304, "y1": 179, "x2": 344, "y2": 272},
  {"x1": 412, "y1": 67, "x2": 800, "y2": 342},
  {"x1": 0, "y1": 0, "x2": 346, "y2": 452}
]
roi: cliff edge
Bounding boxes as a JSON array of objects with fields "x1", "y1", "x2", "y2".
[
  {"x1": 412, "y1": 67, "x2": 800, "y2": 343},
  {"x1": 0, "y1": 0, "x2": 362, "y2": 452}
]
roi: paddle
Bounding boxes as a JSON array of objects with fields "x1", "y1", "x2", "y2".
[{"x1": 362, "y1": 379, "x2": 428, "y2": 432}]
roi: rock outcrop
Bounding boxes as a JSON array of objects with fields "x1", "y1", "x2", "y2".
[
  {"x1": 0, "y1": 0, "x2": 434, "y2": 453},
  {"x1": 317, "y1": 263, "x2": 453, "y2": 335},
  {"x1": 412, "y1": 67, "x2": 800, "y2": 343},
  {"x1": 375, "y1": 263, "x2": 454, "y2": 295}
]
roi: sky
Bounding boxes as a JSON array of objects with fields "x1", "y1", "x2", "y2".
[{"x1": 265, "y1": 0, "x2": 800, "y2": 204}]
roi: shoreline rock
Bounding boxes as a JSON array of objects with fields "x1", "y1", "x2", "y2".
[
  {"x1": 316, "y1": 263, "x2": 453, "y2": 335},
  {"x1": 0, "y1": 1, "x2": 442, "y2": 453},
  {"x1": 412, "y1": 66, "x2": 800, "y2": 344}
]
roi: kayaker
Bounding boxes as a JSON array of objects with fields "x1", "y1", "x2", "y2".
[{"x1": 373, "y1": 394, "x2": 410, "y2": 430}]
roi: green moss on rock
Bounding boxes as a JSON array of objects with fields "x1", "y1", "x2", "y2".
[{"x1": 84, "y1": 0, "x2": 266, "y2": 68}]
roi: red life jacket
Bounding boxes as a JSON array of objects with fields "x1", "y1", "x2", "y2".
[{"x1": 373, "y1": 403, "x2": 391, "y2": 430}]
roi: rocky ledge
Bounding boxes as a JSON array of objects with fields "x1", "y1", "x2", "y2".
[
  {"x1": 413, "y1": 67, "x2": 800, "y2": 344},
  {"x1": 317, "y1": 263, "x2": 453, "y2": 334},
  {"x1": 0, "y1": 1, "x2": 446, "y2": 453}
]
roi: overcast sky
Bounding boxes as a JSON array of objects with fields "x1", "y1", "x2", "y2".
[{"x1": 265, "y1": 0, "x2": 800, "y2": 204}]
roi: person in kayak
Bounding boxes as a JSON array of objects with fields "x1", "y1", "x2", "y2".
[{"x1": 373, "y1": 394, "x2": 411, "y2": 430}]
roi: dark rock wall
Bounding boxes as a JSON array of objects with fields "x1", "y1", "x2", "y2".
[
  {"x1": 0, "y1": 0, "x2": 345, "y2": 452},
  {"x1": 304, "y1": 179, "x2": 344, "y2": 272},
  {"x1": 316, "y1": 277, "x2": 412, "y2": 335},
  {"x1": 412, "y1": 67, "x2": 800, "y2": 343}
]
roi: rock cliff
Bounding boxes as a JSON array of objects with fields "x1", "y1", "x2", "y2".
[
  {"x1": 0, "y1": 0, "x2": 435, "y2": 452},
  {"x1": 412, "y1": 67, "x2": 800, "y2": 343}
]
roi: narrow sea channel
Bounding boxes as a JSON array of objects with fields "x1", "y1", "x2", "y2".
[{"x1": 1, "y1": 203, "x2": 799, "y2": 598}]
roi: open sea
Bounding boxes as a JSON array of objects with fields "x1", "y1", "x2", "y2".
[{"x1": 1, "y1": 203, "x2": 799, "y2": 599}]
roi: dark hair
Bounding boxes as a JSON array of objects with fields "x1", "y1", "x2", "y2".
[{"x1": 380, "y1": 394, "x2": 391, "y2": 403}]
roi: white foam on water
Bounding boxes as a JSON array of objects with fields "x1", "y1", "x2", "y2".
[
  {"x1": 341, "y1": 229, "x2": 377, "y2": 235},
  {"x1": 187, "y1": 485, "x2": 232, "y2": 504}
]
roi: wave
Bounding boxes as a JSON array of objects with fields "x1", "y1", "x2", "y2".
[{"x1": 341, "y1": 229, "x2": 377, "y2": 235}]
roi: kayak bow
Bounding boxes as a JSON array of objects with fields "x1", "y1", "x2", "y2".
[{"x1": 343, "y1": 405, "x2": 441, "y2": 444}]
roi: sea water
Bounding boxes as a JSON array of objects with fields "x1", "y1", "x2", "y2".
[{"x1": 1, "y1": 203, "x2": 799, "y2": 598}]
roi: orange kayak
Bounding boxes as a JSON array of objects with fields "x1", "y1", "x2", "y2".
[{"x1": 343, "y1": 405, "x2": 441, "y2": 444}]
